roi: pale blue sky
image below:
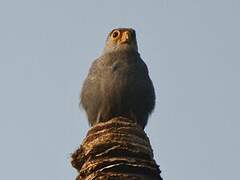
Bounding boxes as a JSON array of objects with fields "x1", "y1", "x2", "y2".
[{"x1": 0, "y1": 0, "x2": 239, "y2": 179}]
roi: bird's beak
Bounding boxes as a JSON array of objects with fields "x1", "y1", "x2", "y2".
[{"x1": 119, "y1": 31, "x2": 130, "y2": 44}]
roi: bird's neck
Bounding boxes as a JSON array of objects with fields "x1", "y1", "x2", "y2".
[{"x1": 102, "y1": 47, "x2": 140, "y2": 57}]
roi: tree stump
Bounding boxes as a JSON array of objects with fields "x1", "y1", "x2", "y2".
[{"x1": 71, "y1": 117, "x2": 163, "y2": 180}]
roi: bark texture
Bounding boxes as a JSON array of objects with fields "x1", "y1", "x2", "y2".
[{"x1": 71, "y1": 117, "x2": 163, "y2": 180}]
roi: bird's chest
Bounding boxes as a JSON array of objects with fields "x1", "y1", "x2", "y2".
[
  {"x1": 104, "y1": 59, "x2": 135, "y2": 81},
  {"x1": 100, "y1": 62, "x2": 137, "y2": 96}
]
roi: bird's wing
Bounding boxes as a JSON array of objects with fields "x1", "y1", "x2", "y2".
[
  {"x1": 134, "y1": 58, "x2": 156, "y2": 113},
  {"x1": 80, "y1": 57, "x2": 105, "y2": 109}
]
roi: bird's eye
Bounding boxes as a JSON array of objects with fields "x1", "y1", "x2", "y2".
[{"x1": 112, "y1": 31, "x2": 119, "y2": 38}]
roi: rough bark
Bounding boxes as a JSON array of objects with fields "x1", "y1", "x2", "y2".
[{"x1": 71, "y1": 117, "x2": 163, "y2": 180}]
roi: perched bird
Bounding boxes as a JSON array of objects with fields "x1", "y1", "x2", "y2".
[{"x1": 80, "y1": 28, "x2": 155, "y2": 128}]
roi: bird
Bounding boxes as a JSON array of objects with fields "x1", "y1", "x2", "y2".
[{"x1": 80, "y1": 28, "x2": 155, "y2": 129}]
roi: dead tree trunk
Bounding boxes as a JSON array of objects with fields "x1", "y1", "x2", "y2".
[{"x1": 71, "y1": 117, "x2": 163, "y2": 180}]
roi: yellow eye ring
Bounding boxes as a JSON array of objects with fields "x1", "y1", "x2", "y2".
[{"x1": 112, "y1": 31, "x2": 120, "y2": 38}]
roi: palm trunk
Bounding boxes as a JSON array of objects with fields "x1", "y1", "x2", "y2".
[{"x1": 71, "y1": 117, "x2": 163, "y2": 180}]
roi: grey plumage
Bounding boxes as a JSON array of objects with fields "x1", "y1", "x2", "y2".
[{"x1": 80, "y1": 28, "x2": 155, "y2": 128}]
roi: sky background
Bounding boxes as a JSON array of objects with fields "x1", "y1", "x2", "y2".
[{"x1": 0, "y1": 0, "x2": 239, "y2": 179}]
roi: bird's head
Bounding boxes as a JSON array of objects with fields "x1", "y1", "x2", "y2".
[{"x1": 103, "y1": 28, "x2": 138, "y2": 53}]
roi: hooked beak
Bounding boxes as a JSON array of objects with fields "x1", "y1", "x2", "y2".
[{"x1": 119, "y1": 31, "x2": 131, "y2": 44}]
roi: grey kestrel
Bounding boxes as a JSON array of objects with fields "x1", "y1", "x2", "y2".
[{"x1": 80, "y1": 28, "x2": 155, "y2": 129}]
